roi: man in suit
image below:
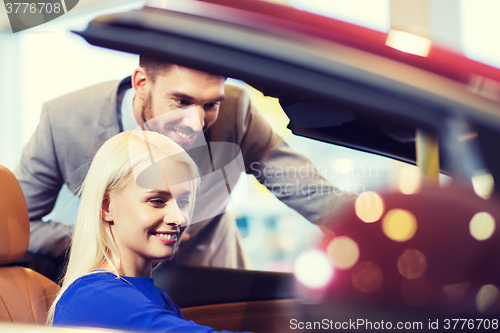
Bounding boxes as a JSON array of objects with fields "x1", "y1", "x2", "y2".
[{"x1": 15, "y1": 57, "x2": 353, "y2": 269}]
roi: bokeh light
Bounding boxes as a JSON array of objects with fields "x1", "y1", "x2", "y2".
[
  {"x1": 382, "y1": 209, "x2": 417, "y2": 242},
  {"x1": 472, "y1": 172, "x2": 495, "y2": 200},
  {"x1": 351, "y1": 261, "x2": 383, "y2": 293},
  {"x1": 476, "y1": 284, "x2": 499, "y2": 313},
  {"x1": 294, "y1": 250, "x2": 333, "y2": 289},
  {"x1": 355, "y1": 191, "x2": 384, "y2": 223},
  {"x1": 397, "y1": 165, "x2": 422, "y2": 195},
  {"x1": 327, "y1": 236, "x2": 360, "y2": 270},
  {"x1": 443, "y1": 282, "x2": 470, "y2": 302},
  {"x1": 469, "y1": 212, "x2": 496, "y2": 241},
  {"x1": 386, "y1": 29, "x2": 432, "y2": 57},
  {"x1": 397, "y1": 249, "x2": 427, "y2": 279},
  {"x1": 276, "y1": 234, "x2": 298, "y2": 251}
]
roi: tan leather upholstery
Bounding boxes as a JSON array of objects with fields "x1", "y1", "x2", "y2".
[
  {"x1": 0, "y1": 165, "x2": 60, "y2": 324},
  {"x1": 0, "y1": 165, "x2": 29, "y2": 265},
  {"x1": 0, "y1": 267, "x2": 60, "y2": 323},
  {"x1": 182, "y1": 299, "x2": 300, "y2": 332}
]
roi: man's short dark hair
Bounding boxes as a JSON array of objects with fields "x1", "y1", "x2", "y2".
[
  {"x1": 139, "y1": 55, "x2": 227, "y2": 82},
  {"x1": 139, "y1": 55, "x2": 173, "y2": 83}
]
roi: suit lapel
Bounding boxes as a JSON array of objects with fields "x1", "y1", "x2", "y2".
[{"x1": 97, "y1": 76, "x2": 133, "y2": 145}]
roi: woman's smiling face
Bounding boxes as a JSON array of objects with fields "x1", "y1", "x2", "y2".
[{"x1": 102, "y1": 159, "x2": 193, "y2": 277}]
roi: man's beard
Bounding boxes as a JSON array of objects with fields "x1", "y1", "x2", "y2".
[
  {"x1": 140, "y1": 92, "x2": 153, "y2": 131},
  {"x1": 139, "y1": 93, "x2": 202, "y2": 149}
]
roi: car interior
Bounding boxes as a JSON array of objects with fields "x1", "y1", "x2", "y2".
[
  {"x1": 73, "y1": 2, "x2": 500, "y2": 331},
  {"x1": 2, "y1": 0, "x2": 500, "y2": 332},
  {"x1": 0, "y1": 165, "x2": 60, "y2": 324}
]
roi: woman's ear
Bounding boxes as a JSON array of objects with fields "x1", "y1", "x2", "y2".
[{"x1": 102, "y1": 193, "x2": 113, "y2": 223}]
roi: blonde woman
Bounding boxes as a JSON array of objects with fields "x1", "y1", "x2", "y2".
[{"x1": 48, "y1": 131, "x2": 239, "y2": 333}]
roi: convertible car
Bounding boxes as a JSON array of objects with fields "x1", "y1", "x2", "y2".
[{"x1": 1, "y1": 0, "x2": 500, "y2": 332}]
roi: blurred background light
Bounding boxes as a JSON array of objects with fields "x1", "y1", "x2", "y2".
[
  {"x1": 386, "y1": 29, "x2": 432, "y2": 57},
  {"x1": 471, "y1": 172, "x2": 495, "y2": 200},
  {"x1": 382, "y1": 209, "x2": 417, "y2": 242},
  {"x1": 351, "y1": 261, "x2": 383, "y2": 293},
  {"x1": 443, "y1": 281, "x2": 469, "y2": 302},
  {"x1": 326, "y1": 236, "x2": 360, "y2": 270},
  {"x1": 397, "y1": 165, "x2": 422, "y2": 195},
  {"x1": 287, "y1": 0, "x2": 390, "y2": 32},
  {"x1": 476, "y1": 284, "x2": 499, "y2": 313},
  {"x1": 355, "y1": 191, "x2": 384, "y2": 223},
  {"x1": 467, "y1": 74, "x2": 500, "y2": 102},
  {"x1": 276, "y1": 233, "x2": 298, "y2": 251},
  {"x1": 397, "y1": 248, "x2": 427, "y2": 279},
  {"x1": 462, "y1": 0, "x2": 500, "y2": 68},
  {"x1": 294, "y1": 250, "x2": 333, "y2": 288},
  {"x1": 469, "y1": 211, "x2": 496, "y2": 241},
  {"x1": 332, "y1": 158, "x2": 355, "y2": 175}
]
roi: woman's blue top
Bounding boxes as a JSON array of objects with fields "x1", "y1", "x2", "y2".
[{"x1": 53, "y1": 271, "x2": 235, "y2": 332}]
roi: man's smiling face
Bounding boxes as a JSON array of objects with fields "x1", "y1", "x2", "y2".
[{"x1": 139, "y1": 65, "x2": 226, "y2": 149}]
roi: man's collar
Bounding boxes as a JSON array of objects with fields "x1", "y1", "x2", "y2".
[
  {"x1": 98, "y1": 76, "x2": 132, "y2": 129},
  {"x1": 121, "y1": 87, "x2": 140, "y2": 131}
]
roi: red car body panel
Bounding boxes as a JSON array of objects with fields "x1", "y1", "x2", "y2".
[{"x1": 189, "y1": 0, "x2": 500, "y2": 89}]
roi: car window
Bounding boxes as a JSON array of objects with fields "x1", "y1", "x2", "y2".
[
  {"x1": 233, "y1": 135, "x2": 427, "y2": 273},
  {"x1": 230, "y1": 85, "x2": 451, "y2": 272}
]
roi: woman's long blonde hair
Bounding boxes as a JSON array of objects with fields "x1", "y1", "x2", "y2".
[{"x1": 47, "y1": 130, "x2": 199, "y2": 324}]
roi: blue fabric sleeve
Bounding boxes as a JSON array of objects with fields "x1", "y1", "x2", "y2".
[
  {"x1": 54, "y1": 273, "x2": 240, "y2": 333},
  {"x1": 158, "y1": 288, "x2": 185, "y2": 319}
]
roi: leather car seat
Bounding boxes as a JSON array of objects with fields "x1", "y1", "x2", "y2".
[{"x1": 0, "y1": 165, "x2": 60, "y2": 324}]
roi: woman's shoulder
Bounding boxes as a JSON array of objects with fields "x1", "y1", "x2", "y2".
[
  {"x1": 67, "y1": 271, "x2": 125, "y2": 290},
  {"x1": 54, "y1": 272, "x2": 188, "y2": 331},
  {"x1": 54, "y1": 272, "x2": 155, "y2": 327},
  {"x1": 57, "y1": 272, "x2": 129, "y2": 305}
]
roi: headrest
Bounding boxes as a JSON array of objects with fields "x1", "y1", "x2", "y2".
[{"x1": 0, "y1": 165, "x2": 29, "y2": 265}]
